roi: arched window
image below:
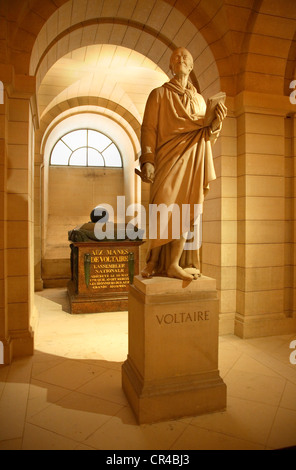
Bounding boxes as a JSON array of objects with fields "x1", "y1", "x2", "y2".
[{"x1": 50, "y1": 129, "x2": 123, "y2": 167}]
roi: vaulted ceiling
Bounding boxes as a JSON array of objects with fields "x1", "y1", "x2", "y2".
[
  {"x1": 38, "y1": 44, "x2": 168, "y2": 122},
  {"x1": 2, "y1": 0, "x2": 295, "y2": 157}
]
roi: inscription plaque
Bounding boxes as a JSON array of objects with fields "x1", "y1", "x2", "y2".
[
  {"x1": 83, "y1": 247, "x2": 130, "y2": 293},
  {"x1": 68, "y1": 241, "x2": 142, "y2": 314}
]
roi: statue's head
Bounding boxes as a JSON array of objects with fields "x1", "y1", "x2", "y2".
[
  {"x1": 90, "y1": 206, "x2": 109, "y2": 223},
  {"x1": 169, "y1": 47, "x2": 193, "y2": 77}
]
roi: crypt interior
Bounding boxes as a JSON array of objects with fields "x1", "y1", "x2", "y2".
[{"x1": 0, "y1": 0, "x2": 296, "y2": 450}]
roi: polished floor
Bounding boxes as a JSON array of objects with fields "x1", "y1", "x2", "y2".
[{"x1": 0, "y1": 288, "x2": 296, "y2": 450}]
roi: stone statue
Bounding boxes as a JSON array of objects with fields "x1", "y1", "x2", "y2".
[{"x1": 139, "y1": 47, "x2": 227, "y2": 281}]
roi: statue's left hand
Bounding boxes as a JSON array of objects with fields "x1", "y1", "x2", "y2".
[
  {"x1": 212, "y1": 102, "x2": 227, "y2": 131},
  {"x1": 141, "y1": 162, "x2": 155, "y2": 183}
]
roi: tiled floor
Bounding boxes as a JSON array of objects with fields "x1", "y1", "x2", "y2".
[{"x1": 0, "y1": 288, "x2": 296, "y2": 450}]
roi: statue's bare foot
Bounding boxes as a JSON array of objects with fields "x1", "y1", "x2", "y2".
[
  {"x1": 141, "y1": 262, "x2": 155, "y2": 278},
  {"x1": 167, "y1": 265, "x2": 193, "y2": 281},
  {"x1": 184, "y1": 267, "x2": 201, "y2": 280}
]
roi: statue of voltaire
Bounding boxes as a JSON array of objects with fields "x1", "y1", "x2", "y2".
[{"x1": 139, "y1": 47, "x2": 227, "y2": 281}]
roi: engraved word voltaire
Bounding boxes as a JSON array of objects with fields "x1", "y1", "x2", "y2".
[{"x1": 156, "y1": 311, "x2": 210, "y2": 325}]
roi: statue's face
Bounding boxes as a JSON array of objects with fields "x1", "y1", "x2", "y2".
[{"x1": 170, "y1": 48, "x2": 193, "y2": 77}]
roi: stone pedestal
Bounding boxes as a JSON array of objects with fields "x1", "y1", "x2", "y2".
[{"x1": 122, "y1": 275, "x2": 226, "y2": 424}]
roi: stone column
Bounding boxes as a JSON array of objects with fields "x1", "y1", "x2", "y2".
[
  {"x1": 202, "y1": 104, "x2": 237, "y2": 335},
  {"x1": 34, "y1": 156, "x2": 43, "y2": 292},
  {"x1": 0, "y1": 65, "x2": 11, "y2": 364},
  {"x1": 235, "y1": 92, "x2": 296, "y2": 338},
  {"x1": 0, "y1": 64, "x2": 36, "y2": 362},
  {"x1": 292, "y1": 115, "x2": 296, "y2": 317},
  {"x1": 284, "y1": 114, "x2": 294, "y2": 318}
]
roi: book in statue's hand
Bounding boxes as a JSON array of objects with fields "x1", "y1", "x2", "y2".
[{"x1": 204, "y1": 91, "x2": 226, "y2": 127}]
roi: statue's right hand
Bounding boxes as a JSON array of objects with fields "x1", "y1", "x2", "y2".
[{"x1": 141, "y1": 163, "x2": 155, "y2": 183}]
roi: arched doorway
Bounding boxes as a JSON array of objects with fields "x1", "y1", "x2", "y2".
[{"x1": 31, "y1": 2, "x2": 221, "y2": 294}]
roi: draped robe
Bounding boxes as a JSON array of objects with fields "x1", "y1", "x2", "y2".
[{"x1": 140, "y1": 78, "x2": 221, "y2": 274}]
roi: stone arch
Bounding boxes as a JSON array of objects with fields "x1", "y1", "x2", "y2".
[
  {"x1": 236, "y1": 0, "x2": 263, "y2": 94},
  {"x1": 9, "y1": 1, "x2": 259, "y2": 99},
  {"x1": 33, "y1": 19, "x2": 199, "y2": 94},
  {"x1": 21, "y1": 0, "x2": 227, "y2": 304},
  {"x1": 27, "y1": 0, "x2": 221, "y2": 97},
  {"x1": 37, "y1": 96, "x2": 141, "y2": 158},
  {"x1": 238, "y1": 0, "x2": 296, "y2": 95},
  {"x1": 37, "y1": 43, "x2": 168, "y2": 126}
]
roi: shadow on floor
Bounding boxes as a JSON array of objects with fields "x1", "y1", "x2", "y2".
[{"x1": 1, "y1": 349, "x2": 134, "y2": 425}]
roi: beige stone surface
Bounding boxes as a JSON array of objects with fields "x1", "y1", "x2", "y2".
[
  {"x1": 1, "y1": 287, "x2": 290, "y2": 449},
  {"x1": 1, "y1": 0, "x2": 296, "y2": 365},
  {"x1": 134, "y1": 274, "x2": 216, "y2": 295},
  {"x1": 122, "y1": 275, "x2": 226, "y2": 423}
]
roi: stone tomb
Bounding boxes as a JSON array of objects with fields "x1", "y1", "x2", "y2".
[
  {"x1": 122, "y1": 275, "x2": 227, "y2": 424},
  {"x1": 67, "y1": 240, "x2": 142, "y2": 314}
]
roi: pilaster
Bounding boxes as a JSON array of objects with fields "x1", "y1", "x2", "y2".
[
  {"x1": 0, "y1": 68, "x2": 11, "y2": 364},
  {"x1": 234, "y1": 91, "x2": 296, "y2": 338},
  {"x1": 202, "y1": 96, "x2": 237, "y2": 335},
  {"x1": 0, "y1": 63, "x2": 36, "y2": 363}
]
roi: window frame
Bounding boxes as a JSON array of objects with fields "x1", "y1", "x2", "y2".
[{"x1": 49, "y1": 128, "x2": 123, "y2": 168}]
